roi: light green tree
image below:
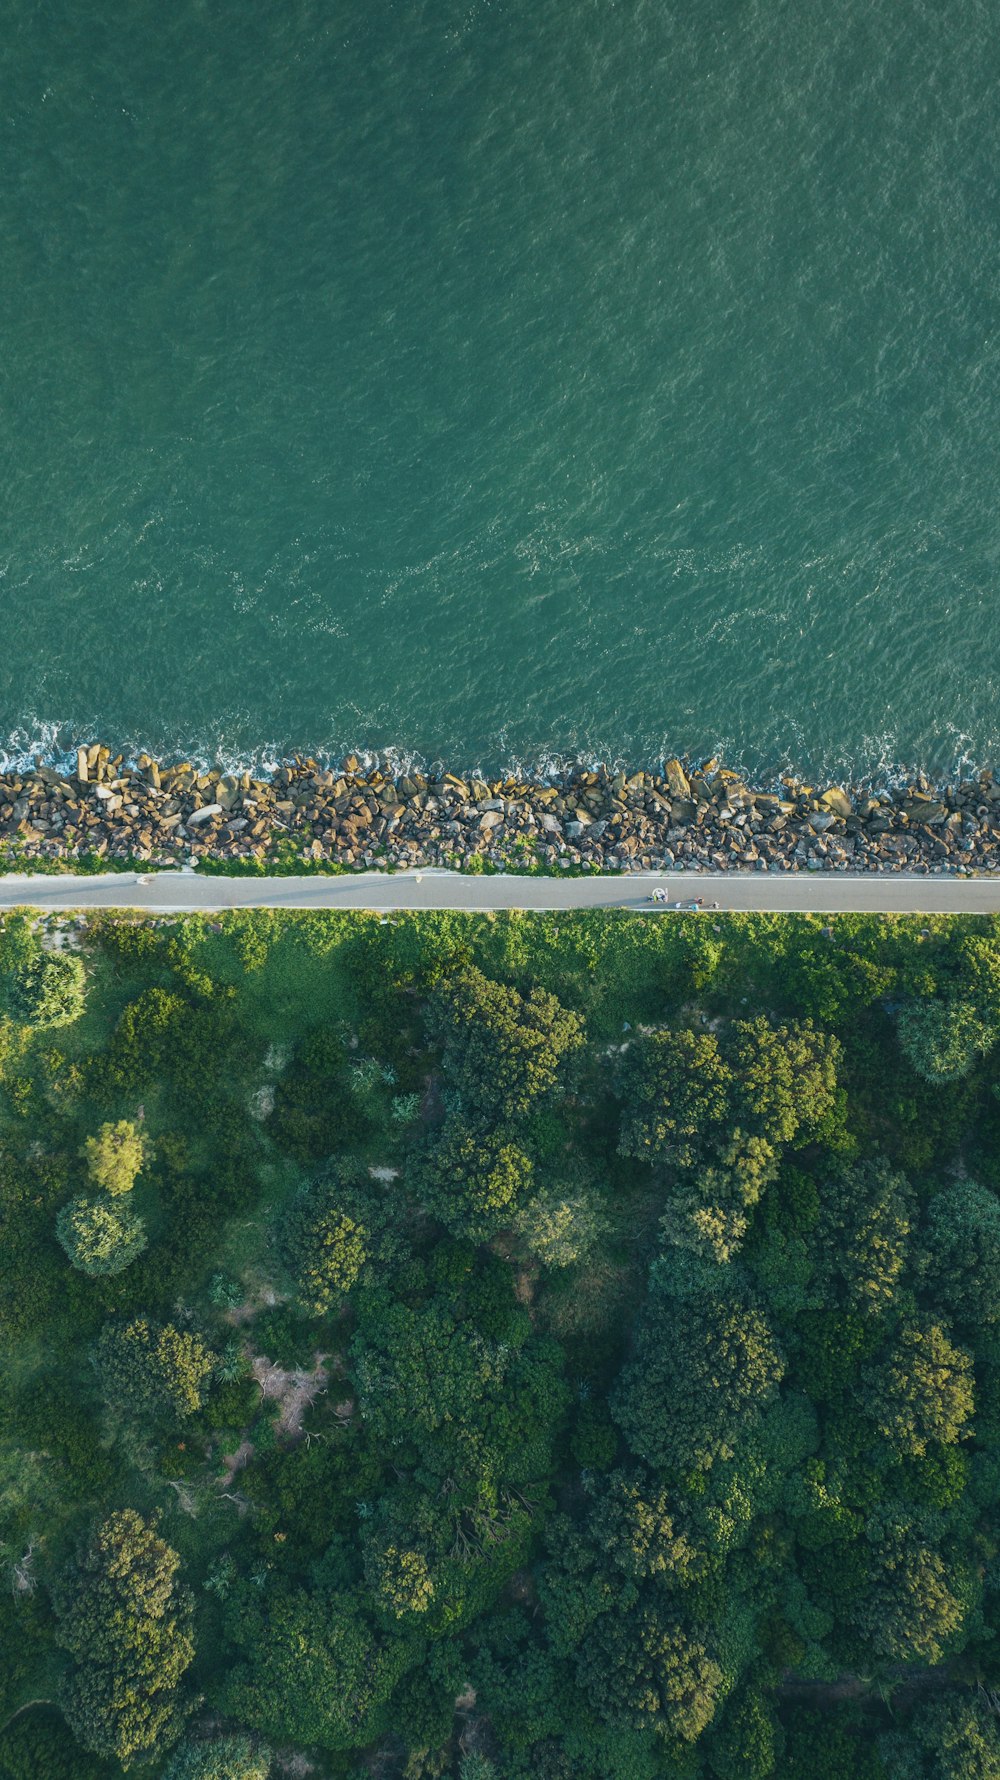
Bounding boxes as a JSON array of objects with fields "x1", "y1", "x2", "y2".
[
  {"x1": 512, "y1": 1183, "x2": 607, "y2": 1268},
  {"x1": 56, "y1": 1193, "x2": 147, "y2": 1276},
  {"x1": 365, "y1": 1542, "x2": 435, "y2": 1617},
  {"x1": 53, "y1": 1509, "x2": 194, "y2": 1769},
  {"x1": 83, "y1": 1120, "x2": 147, "y2": 1196},
  {"x1": 863, "y1": 1320, "x2": 974, "y2": 1457},
  {"x1": 96, "y1": 1318, "x2": 216, "y2": 1421}
]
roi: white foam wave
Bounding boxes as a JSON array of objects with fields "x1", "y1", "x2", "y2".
[{"x1": 0, "y1": 719, "x2": 993, "y2": 794}]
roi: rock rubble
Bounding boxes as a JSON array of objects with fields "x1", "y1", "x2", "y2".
[{"x1": 0, "y1": 747, "x2": 997, "y2": 876}]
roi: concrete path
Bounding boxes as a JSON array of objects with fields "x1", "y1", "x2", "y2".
[{"x1": 0, "y1": 869, "x2": 998, "y2": 914}]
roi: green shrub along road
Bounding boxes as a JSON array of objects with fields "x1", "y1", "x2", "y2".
[{"x1": 2, "y1": 906, "x2": 1000, "y2": 1779}]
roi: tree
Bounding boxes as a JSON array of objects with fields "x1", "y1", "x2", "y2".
[
  {"x1": 898, "y1": 998, "x2": 995, "y2": 1081},
  {"x1": 811, "y1": 1158, "x2": 912, "y2": 1316},
  {"x1": 96, "y1": 1318, "x2": 216, "y2": 1421},
  {"x1": 428, "y1": 966, "x2": 585, "y2": 1120},
  {"x1": 729, "y1": 1017, "x2": 840, "y2": 1146},
  {"x1": 415, "y1": 1117, "x2": 535, "y2": 1241},
  {"x1": 919, "y1": 1181, "x2": 1000, "y2": 1330},
  {"x1": 590, "y1": 1470, "x2": 701, "y2": 1585},
  {"x1": 880, "y1": 1695, "x2": 1000, "y2": 1780},
  {"x1": 0, "y1": 1708, "x2": 113, "y2": 1780},
  {"x1": 364, "y1": 1542, "x2": 435, "y2": 1617},
  {"x1": 6, "y1": 949, "x2": 86, "y2": 1027},
  {"x1": 284, "y1": 1177, "x2": 368, "y2": 1314},
  {"x1": 612, "y1": 1288, "x2": 784, "y2": 1472},
  {"x1": 53, "y1": 1509, "x2": 194, "y2": 1768},
  {"x1": 83, "y1": 1120, "x2": 147, "y2": 1195},
  {"x1": 222, "y1": 1586, "x2": 410, "y2": 1750},
  {"x1": 660, "y1": 1180, "x2": 750, "y2": 1265},
  {"x1": 162, "y1": 1732, "x2": 272, "y2": 1780},
  {"x1": 352, "y1": 1265, "x2": 567, "y2": 1482},
  {"x1": 617, "y1": 1029, "x2": 731, "y2": 1167},
  {"x1": 852, "y1": 1515, "x2": 966, "y2": 1664},
  {"x1": 513, "y1": 1184, "x2": 607, "y2": 1268},
  {"x1": 708, "y1": 1687, "x2": 783, "y2": 1779},
  {"x1": 862, "y1": 1320, "x2": 974, "y2": 1457},
  {"x1": 56, "y1": 1193, "x2": 147, "y2": 1276},
  {"x1": 575, "y1": 1606, "x2": 723, "y2": 1743}
]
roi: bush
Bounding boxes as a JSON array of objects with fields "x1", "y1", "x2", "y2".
[
  {"x1": 162, "y1": 1731, "x2": 272, "y2": 1780},
  {"x1": 898, "y1": 998, "x2": 994, "y2": 1082},
  {"x1": 7, "y1": 949, "x2": 86, "y2": 1027}
]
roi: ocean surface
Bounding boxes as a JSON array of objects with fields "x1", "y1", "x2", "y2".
[{"x1": 2, "y1": 0, "x2": 998, "y2": 782}]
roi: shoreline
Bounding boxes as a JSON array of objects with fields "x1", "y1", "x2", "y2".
[{"x1": 0, "y1": 745, "x2": 997, "y2": 878}]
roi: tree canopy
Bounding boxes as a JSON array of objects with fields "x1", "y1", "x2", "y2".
[
  {"x1": 83, "y1": 1119, "x2": 147, "y2": 1196},
  {"x1": 5, "y1": 907, "x2": 1000, "y2": 1779},
  {"x1": 53, "y1": 1510, "x2": 194, "y2": 1768},
  {"x1": 56, "y1": 1191, "x2": 147, "y2": 1276}
]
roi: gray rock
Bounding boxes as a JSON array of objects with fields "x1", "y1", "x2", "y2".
[{"x1": 187, "y1": 803, "x2": 223, "y2": 826}]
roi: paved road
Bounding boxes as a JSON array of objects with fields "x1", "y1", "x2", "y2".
[{"x1": 0, "y1": 869, "x2": 998, "y2": 914}]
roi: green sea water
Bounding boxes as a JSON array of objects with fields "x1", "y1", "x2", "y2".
[{"x1": 2, "y1": 0, "x2": 998, "y2": 780}]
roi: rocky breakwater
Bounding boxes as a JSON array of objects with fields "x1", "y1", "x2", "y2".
[{"x1": 0, "y1": 746, "x2": 998, "y2": 875}]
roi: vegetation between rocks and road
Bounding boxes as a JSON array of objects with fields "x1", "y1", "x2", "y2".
[{"x1": 2, "y1": 904, "x2": 1000, "y2": 1779}]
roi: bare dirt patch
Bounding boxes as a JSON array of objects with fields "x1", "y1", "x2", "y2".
[{"x1": 250, "y1": 1351, "x2": 332, "y2": 1440}]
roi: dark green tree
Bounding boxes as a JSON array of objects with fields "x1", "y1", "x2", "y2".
[
  {"x1": 612, "y1": 1287, "x2": 784, "y2": 1472},
  {"x1": 810, "y1": 1157, "x2": 912, "y2": 1316},
  {"x1": 729, "y1": 1016, "x2": 840, "y2": 1146},
  {"x1": 428, "y1": 966, "x2": 584, "y2": 1119},
  {"x1": 919, "y1": 1181, "x2": 1000, "y2": 1331},
  {"x1": 575, "y1": 1605, "x2": 723, "y2": 1743},
  {"x1": 162, "y1": 1732, "x2": 272, "y2": 1780},
  {"x1": 617, "y1": 1028, "x2": 731, "y2": 1166},
  {"x1": 283, "y1": 1169, "x2": 369, "y2": 1315},
  {"x1": 708, "y1": 1687, "x2": 783, "y2": 1780},
  {"x1": 852, "y1": 1516, "x2": 966, "y2": 1664},
  {"x1": 222, "y1": 1585, "x2": 410, "y2": 1750},
  {"x1": 589, "y1": 1469, "x2": 702, "y2": 1586},
  {"x1": 880, "y1": 1694, "x2": 1000, "y2": 1780},
  {"x1": 415, "y1": 1117, "x2": 535, "y2": 1241}
]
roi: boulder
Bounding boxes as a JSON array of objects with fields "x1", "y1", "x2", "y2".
[
  {"x1": 903, "y1": 799, "x2": 948, "y2": 824},
  {"x1": 820, "y1": 787, "x2": 853, "y2": 818},
  {"x1": 187, "y1": 803, "x2": 223, "y2": 827},
  {"x1": 663, "y1": 757, "x2": 690, "y2": 800}
]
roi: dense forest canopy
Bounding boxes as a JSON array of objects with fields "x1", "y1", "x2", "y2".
[{"x1": 2, "y1": 905, "x2": 1000, "y2": 1778}]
